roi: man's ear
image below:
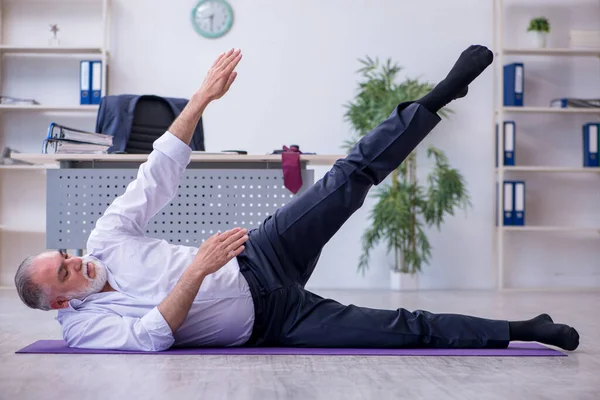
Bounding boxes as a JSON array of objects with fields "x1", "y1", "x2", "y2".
[{"x1": 49, "y1": 297, "x2": 70, "y2": 310}]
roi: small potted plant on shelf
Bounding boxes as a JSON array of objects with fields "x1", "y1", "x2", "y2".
[
  {"x1": 527, "y1": 17, "x2": 550, "y2": 48},
  {"x1": 342, "y1": 56, "x2": 471, "y2": 291}
]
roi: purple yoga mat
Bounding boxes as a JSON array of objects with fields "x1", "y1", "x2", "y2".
[{"x1": 16, "y1": 340, "x2": 566, "y2": 356}]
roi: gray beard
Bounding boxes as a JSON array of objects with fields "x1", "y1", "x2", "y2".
[{"x1": 68, "y1": 255, "x2": 109, "y2": 300}]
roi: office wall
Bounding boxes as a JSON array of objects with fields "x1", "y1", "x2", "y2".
[{"x1": 1, "y1": 0, "x2": 599, "y2": 289}]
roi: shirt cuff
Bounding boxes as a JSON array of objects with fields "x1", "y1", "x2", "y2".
[
  {"x1": 153, "y1": 131, "x2": 193, "y2": 168},
  {"x1": 140, "y1": 306, "x2": 175, "y2": 351}
]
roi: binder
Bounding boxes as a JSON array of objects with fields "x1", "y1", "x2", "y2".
[
  {"x1": 42, "y1": 122, "x2": 113, "y2": 154},
  {"x1": 496, "y1": 121, "x2": 516, "y2": 166},
  {"x1": 513, "y1": 181, "x2": 525, "y2": 226},
  {"x1": 91, "y1": 61, "x2": 102, "y2": 104},
  {"x1": 503, "y1": 63, "x2": 524, "y2": 106},
  {"x1": 503, "y1": 181, "x2": 514, "y2": 226},
  {"x1": 80, "y1": 60, "x2": 91, "y2": 105},
  {"x1": 583, "y1": 123, "x2": 599, "y2": 167}
]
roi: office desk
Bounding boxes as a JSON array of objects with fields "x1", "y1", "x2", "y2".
[{"x1": 10, "y1": 153, "x2": 344, "y2": 253}]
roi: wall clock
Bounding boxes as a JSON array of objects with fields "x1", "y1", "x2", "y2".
[{"x1": 191, "y1": 0, "x2": 234, "y2": 39}]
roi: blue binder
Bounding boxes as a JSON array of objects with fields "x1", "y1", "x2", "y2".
[
  {"x1": 79, "y1": 60, "x2": 91, "y2": 105},
  {"x1": 513, "y1": 181, "x2": 525, "y2": 226},
  {"x1": 90, "y1": 61, "x2": 102, "y2": 105},
  {"x1": 496, "y1": 121, "x2": 516, "y2": 166},
  {"x1": 503, "y1": 63, "x2": 524, "y2": 106},
  {"x1": 583, "y1": 123, "x2": 599, "y2": 167},
  {"x1": 502, "y1": 181, "x2": 514, "y2": 225}
]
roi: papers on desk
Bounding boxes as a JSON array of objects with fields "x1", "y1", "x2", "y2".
[{"x1": 42, "y1": 122, "x2": 113, "y2": 154}]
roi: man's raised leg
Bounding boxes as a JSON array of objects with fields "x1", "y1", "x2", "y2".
[{"x1": 246, "y1": 45, "x2": 494, "y2": 287}]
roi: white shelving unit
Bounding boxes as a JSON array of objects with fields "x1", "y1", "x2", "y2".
[
  {"x1": 492, "y1": 0, "x2": 600, "y2": 290},
  {"x1": 0, "y1": 0, "x2": 111, "y2": 287}
]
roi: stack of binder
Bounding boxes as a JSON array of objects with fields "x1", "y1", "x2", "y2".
[
  {"x1": 80, "y1": 60, "x2": 103, "y2": 105},
  {"x1": 42, "y1": 123, "x2": 112, "y2": 154},
  {"x1": 583, "y1": 122, "x2": 600, "y2": 167},
  {"x1": 501, "y1": 180, "x2": 526, "y2": 226}
]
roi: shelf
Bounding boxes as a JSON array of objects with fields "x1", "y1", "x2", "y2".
[
  {"x1": 0, "y1": 45, "x2": 105, "y2": 56},
  {"x1": 0, "y1": 164, "x2": 53, "y2": 171},
  {"x1": 0, "y1": 105, "x2": 99, "y2": 112},
  {"x1": 502, "y1": 226, "x2": 600, "y2": 233},
  {"x1": 502, "y1": 48, "x2": 600, "y2": 57},
  {"x1": 0, "y1": 225, "x2": 45, "y2": 234},
  {"x1": 500, "y1": 107, "x2": 600, "y2": 114},
  {"x1": 497, "y1": 166, "x2": 600, "y2": 173}
]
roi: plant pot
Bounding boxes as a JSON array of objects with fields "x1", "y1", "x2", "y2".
[
  {"x1": 529, "y1": 31, "x2": 548, "y2": 48},
  {"x1": 389, "y1": 270, "x2": 420, "y2": 291}
]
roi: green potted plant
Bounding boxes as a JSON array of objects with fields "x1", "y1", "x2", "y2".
[
  {"x1": 527, "y1": 17, "x2": 550, "y2": 48},
  {"x1": 343, "y1": 56, "x2": 471, "y2": 290}
]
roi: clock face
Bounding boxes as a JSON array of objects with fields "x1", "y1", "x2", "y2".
[{"x1": 192, "y1": 0, "x2": 234, "y2": 39}]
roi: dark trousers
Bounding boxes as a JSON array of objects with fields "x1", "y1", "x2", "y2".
[{"x1": 237, "y1": 102, "x2": 510, "y2": 349}]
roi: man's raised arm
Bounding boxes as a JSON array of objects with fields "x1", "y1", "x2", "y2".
[{"x1": 89, "y1": 49, "x2": 242, "y2": 240}]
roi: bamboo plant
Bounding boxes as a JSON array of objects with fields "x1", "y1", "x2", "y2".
[{"x1": 343, "y1": 57, "x2": 472, "y2": 275}]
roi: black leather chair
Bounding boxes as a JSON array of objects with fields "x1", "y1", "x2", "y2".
[
  {"x1": 125, "y1": 96, "x2": 181, "y2": 154},
  {"x1": 95, "y1": 94, "x2": 205, "y2": 154}
]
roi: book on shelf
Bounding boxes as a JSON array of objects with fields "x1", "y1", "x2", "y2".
[
  {"x1": 551, "y1": 98, "x2": 600, "y2": 108},
  {"x1": 42, "y1": 122, "x2": 113, "y2": 154}
]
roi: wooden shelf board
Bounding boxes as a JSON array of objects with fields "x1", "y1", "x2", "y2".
[
  {"x1": 0, "y1": 105, "x2": 99, "y2": 112},
  {"x1": 0, "y1": 164, "x2": 53, "y2": 171},
  {"x1": 0, "y1": 45, "x2": 104, "y2": 55},
  {"x1": 500, "y1": 106, "x2": 600, "y2": 114},
  {"x1": 497, "y1": 166, "x2": 600, "y2": 173},
  {"x1": 502, "y1": 48, "x2": 600, "y2": 57},
  {"x1": 502, "y1": 226, "x2": 600, "y2": 233},
  {"x1": 0, "y1": 225, "x2": 45, "y2": 234}
]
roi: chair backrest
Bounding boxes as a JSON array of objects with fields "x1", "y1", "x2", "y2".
[
  {"x1": 95, "y1": 94, "x2": 205, "y2": 154},
  {"x1": 126, "y1": 97, "x2": 177, "y2": 154}
]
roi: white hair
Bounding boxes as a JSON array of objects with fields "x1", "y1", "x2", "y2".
[{"x1": 14, "y1": 255, "x2": 52, "y2": 311}]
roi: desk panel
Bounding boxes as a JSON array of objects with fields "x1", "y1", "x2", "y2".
[{"x1": 47, "y1": 168, "x2": 314, "y2": 250}]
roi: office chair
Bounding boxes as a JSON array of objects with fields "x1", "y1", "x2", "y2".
[{"x1": 95, "y1": 94, "x2": 205, "y2": 154}]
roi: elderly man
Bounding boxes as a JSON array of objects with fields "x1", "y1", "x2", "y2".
[{"x1": 15, "y1": 46, "x2": 579, "y2": 352}]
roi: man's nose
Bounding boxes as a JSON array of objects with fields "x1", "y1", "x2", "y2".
[{"x1": 70, "y1": 258, "x2": 82, "y2": 272}]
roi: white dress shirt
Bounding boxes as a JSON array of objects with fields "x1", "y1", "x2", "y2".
[{"x1": 56, "y1": 131, "x2": 255, "y2": 351}]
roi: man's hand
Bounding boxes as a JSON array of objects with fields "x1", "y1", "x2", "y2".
[
  {"x1": 157, "y1": 227, "x2": 249, "y2": 335},
  {"x1": 195, "y1": 48, "x2": 242, "y2": 103},
  {"x1": 192, "y1": 227, "x2": 249, "y2": 275},
  {"x1": 168, "y1": 48, "x2": 242, "y2": 146}
]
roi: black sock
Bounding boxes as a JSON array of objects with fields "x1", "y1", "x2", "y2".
[
  {"x1": 416, "y1": 44, "x2": 494, "y2": 113},
  {"x1": 509, "y1": 314, "x2": 580, "y2": 351}
]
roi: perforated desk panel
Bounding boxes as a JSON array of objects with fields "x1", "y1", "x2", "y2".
[{"x1": 46, "y1": 168, "x2": 314, "y2": 250}]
